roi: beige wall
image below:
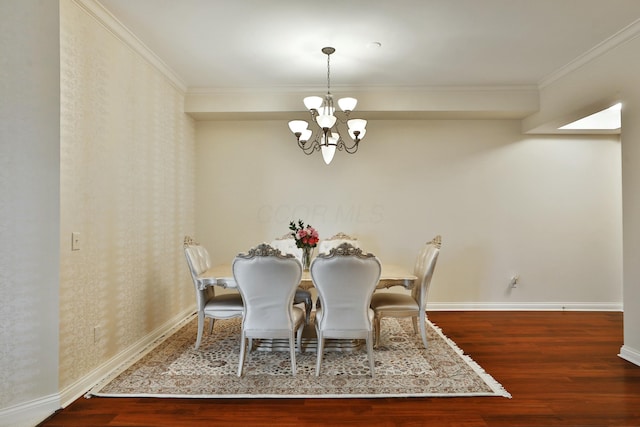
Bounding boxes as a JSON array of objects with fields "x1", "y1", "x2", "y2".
[
  {"x1": 58, "y1": 0, "x2": 195, "y2": 393},
  {"x1": 524, "y1": 29, "x2": 640, "y2": 364},
  {"x1": 196, "y1": 119, "x2": 622, "y2": 309},
  {"x1": 0, "y1": 1, "x2": 61, "y2": 424},
  {"x1": 621, "y1": 94, "x2": 640, "y2": 362}
]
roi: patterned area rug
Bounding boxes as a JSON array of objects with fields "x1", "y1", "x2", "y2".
[{"x1": 88, "y1": 315, "x2": 510, "y2": 398}]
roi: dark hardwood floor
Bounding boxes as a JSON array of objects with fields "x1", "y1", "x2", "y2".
[{"x1": 39, "y1": 311, "x2": 640, "y2": 427}]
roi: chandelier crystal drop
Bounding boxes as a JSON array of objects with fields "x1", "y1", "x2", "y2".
[{"x1": 288, "y1": 47, "x2": 367, "y2": 165}]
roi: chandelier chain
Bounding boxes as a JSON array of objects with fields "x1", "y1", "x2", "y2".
[{"x1": 326, "y1": 53, "x2": 331, "y2": 94}]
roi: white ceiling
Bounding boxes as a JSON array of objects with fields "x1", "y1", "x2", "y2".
[{"x1": 98, "y1": 0, "x2": 640, "y2": 92}]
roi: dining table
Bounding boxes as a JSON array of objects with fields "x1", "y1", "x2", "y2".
[
  {"x1": 194, "y1": 261, "x2": 417, "y2": 352},
  {"x1": 195, "y1": 263, "x2": 417, "y2": 292}
]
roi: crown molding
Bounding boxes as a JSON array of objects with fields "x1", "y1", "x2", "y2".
[
  {"x1": 73, "y1": 0, "x2": 187, "y2": 93},
  {"x1": 540, "y1": 18, "x2": 640, "y2": 89},
  {"x1": 186, "y1": 85, "x2": 538, "y2": 96}
]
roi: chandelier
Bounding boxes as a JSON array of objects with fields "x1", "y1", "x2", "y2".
[{"x1": 288, "y1": 47, "x2": 367, "y2": 165}]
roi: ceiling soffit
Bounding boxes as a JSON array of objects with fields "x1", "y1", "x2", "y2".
[
  {"x1": 184, "y1": 86, "x2": 540, "y2": 120},
  {"x1": 86, "y1": 0, "x2": 639, "y2": 127}
]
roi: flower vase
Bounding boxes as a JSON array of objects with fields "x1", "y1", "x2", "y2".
[{"x1": 301, "y1": 247, "x2": 313, "y2": 271}]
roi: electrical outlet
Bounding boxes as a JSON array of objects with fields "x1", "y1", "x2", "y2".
[
  {"x1": 72, "y1": 232, "x2": 81, "y2": 251},
  {"x1": 509, "y1": 275, "x2": 519, "y2": 288}
]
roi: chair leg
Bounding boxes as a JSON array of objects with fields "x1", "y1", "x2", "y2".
[
  {"x1": 304, "y1": 296, "x2": 312, "y2": 325},
  {"x1": 411, "y1": 316, "x2": 419, "y2": 335},
  {"x1": 373, "y1": 315, "x2": 381, "y2": 348},
  {"x1": 289, "y1": 333, "x2": 297, "y2": 376},
  {"x1": 237, "y1": 333, "x2": 247, "y2": 377},
  {"x1": 419, "y1": 311, "x2": 428, "y2": 349},
  {"x1": 315, "y1": 333, "x2": 325, "y2": 376},
  {"x1": 196, "y1": 312, "x2": 205, "y2": 349},
  {"x1": 366, "y1": 331, "x2": 375, "y2": 378},
  {"x1": 296, "y1": 324, "x2": 304, "y2": 353},
  {"x1": 208, "y1": 317, "x2": 215, "y2": 334}
]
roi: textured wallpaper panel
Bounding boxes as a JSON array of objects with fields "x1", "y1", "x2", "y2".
[{"x1": 59, "y1": 0, "x2": 195, "y2": 390}]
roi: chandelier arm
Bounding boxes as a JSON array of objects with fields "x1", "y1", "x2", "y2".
[
  {"x1": 301, "y1": 142, "x2": 318, "y2": 155},
  {"x1": 335, "y1": 136, "x2": 360, "y2": 154},
  {"x1": 333, "y1": 122, "x2": 362, "y2": 150},
  {"x1": 298, "y1": 136, "x2": 323, "y2": 155}
]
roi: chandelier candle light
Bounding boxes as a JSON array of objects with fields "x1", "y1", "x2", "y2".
[{"x1": 288, "y1": 47, "x2": 367, "y2": 165}]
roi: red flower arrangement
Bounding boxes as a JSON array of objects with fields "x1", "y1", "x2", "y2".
[{"x1": 289, "y1": 220, "x2": 319, "y2": 249}]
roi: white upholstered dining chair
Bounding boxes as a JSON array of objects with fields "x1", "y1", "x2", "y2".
[
  {"x1": 315, "y1": 232, "x2": 362, "y2": 311},
  {"x1": 232, "y1": 243, "x2": 305, "y2": 376},
  {"x1": 370, "y1": 235, "x2": 441, "y2": 349},
  {"x1": 310, "y1": 243, "x2": 381, "y2": 377},
  {"x1": 318, "y1": 232, "x2": 360, "y2": 254},
  {"x1": 183, "y1": 236, "x2": 244, "y2": 350},
  {"x1": 270, "y1": 233, "x2": 313, "y2": 324}
]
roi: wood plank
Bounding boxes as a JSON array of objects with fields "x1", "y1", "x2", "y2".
[{"x1": 38, "y1": 311, "x2": 640, "y2": 427}]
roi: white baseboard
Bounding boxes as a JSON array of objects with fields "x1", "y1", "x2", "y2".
[
  {"x1": 619, "y1": 345, "x2": 640, "y2": 367},
  {"x1": 1, "y1": 307, "x2": 196, "y2": 427},
  {"x1": 426, "y1": 302, "x2": 623, "y2": 311},
  {"x1": 0, "y1": 393, "x2": 59, "y2": 427},
  {"x1": 59, "y1": 306, "x2": 196, "y2": 407}
]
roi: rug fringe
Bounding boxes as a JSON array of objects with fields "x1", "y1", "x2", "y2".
[
  {"x1": 89, "y1": 391, "x2": 505, "y2": 399},
  {"x1": 426, "y1": 319, "x2": 512, "y2": 399}
]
